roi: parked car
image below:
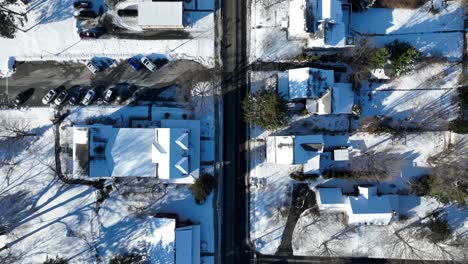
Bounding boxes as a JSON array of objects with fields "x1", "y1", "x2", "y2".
[
  {"x1": 114, "y1": 84, "x2": 135, "y2": 104},
  {"x1": 141, "y1": 56, "x2": 156, "y2": 72},
  {"x1": 42, "y1": 86, "x2": 64, "y2": 105},
  {"x1": 82, "y1": 88, "x2": 96, "y2": 105},
  {"x1": 67, "y1": 86, "x2": 84, "y2": 105},
  {"x1": 103, "y1": 87, "x2": 116, "y2": 103},
  {"x1": 117, "y1": 9, "x2": 138, "y2": 17},
  {"x1": 132, "y1": 87, "x2": 150, "y2": 101},
  {"x1": 54, "y1": 90, "x2": 69, "y2": 105},
  {"x1": 86, "y1": 61, "x2": 99, "y2": 74},
  {"x1": 79, "y1": 27, "x2": 106, "y2": 39},
  {"x1": 127, "y1": 57, "x2": 142, "y2": 71},
  {"x1": 14, "y1": 88, "x2": 35, "y2": 106},
  {"x1": 73, "y1": 9, "x2": 98, "y2": 19},
  {"x1": 73, "y1": 0, "x2": 92, "y2": 9}
]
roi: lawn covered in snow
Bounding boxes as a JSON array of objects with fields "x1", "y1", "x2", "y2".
[
  {"x1": 351, "y1": 1, "x2": 464, "y2": 61},
  {"x1": 0, "y1": 78, "x2": 217, "y2": 263},
  {"x1": 358, "y1": 60, "x2": 462, "y2": 130}
]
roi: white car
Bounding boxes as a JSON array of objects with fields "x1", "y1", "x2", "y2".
[
  {"x1": 141, "y1": 56, "x2": 156, "y2": 72},
  {"x1": 82, "y1": 89, "x2": 96, "y2": 105},
  {"x1": 86, "y1": 61, "x2": 99, "y2": 74},
  {"x1": 42, "y1": 89, "x2": 58, "y2": 105}
]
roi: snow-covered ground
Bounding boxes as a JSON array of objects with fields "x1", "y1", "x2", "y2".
[
  {"x1": 250, "y1": 0, "x2": 464, "y2": 62},
  {"x1": 249, "y1": 0, "x2": 303, "y2": 63},
  {"x1": 249, "y1": 126, "x2": 468, "y2": 260},
  {"x1": 0, "y1": 0, "x2": 215, "y2": 77},
  {"x1": 351, "y1": 1, "x2": 464, "y2": 61},
  {"x1": 248, "y1": 58, "x2": 466, "y2": 260},
  {"x1": 0, "y1": 79, "x2": 216, "y2": 263},
  {"x1": 359, "y1": 61, "x2": 462, "y2": 130}
]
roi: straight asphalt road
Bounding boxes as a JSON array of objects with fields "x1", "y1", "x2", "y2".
[{"x1": 221, "y1": 0, "x2": 250, "y2": 263}]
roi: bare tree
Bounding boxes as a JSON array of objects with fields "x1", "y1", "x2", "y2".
[
  {"x1": 426, "y1": 139, "x2": 468, "y2": 204},
  {"x1": 0, "y1": 117, "x2": 35, "y2": 138},
  {"x1": 0, "y1": 190, "x2": 32, "y2": 235},
  {"x1": 348, "y1": 149, "x2": 407, "y2": 182}
]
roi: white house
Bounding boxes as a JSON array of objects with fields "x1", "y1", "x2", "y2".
[
  {"x1": 278, "y1": 67, "x2": 354, "y2": 115},
  {"x1": 72, "y1": 120, "x2": 200, "y2": 184},
  {"x1": 288, "y1": 0, "x2": 351, "y2": 48},
  {"x1": 266, "y1": 135, "x2": 324, "y2": 174},
  {"x1": 138, "y1": 0, "x2": 184, "y2": 29},
  {"x1": 316, "y1": 186, "x2": 399, "y2": 225}
]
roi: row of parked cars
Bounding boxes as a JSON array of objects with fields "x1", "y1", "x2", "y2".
[
  {"x1": 42, "y1": 85, "x2": 97, "y2": 106},
  {"x1": 41, "y1": 84, "x2": 152, "y2": 106},
  {"x1": 85, "y1": 56, "x2": 167, "y2": 74}
]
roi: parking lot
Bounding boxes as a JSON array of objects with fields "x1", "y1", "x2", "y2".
[{"x1": 0, "y1": 59, "x2": 212, "y2": 107}]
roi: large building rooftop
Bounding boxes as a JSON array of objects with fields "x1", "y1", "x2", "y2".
[{"x1": 72, "y1": 120, "x2": 200, "y2": 183}]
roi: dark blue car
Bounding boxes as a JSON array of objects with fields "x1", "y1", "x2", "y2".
[{"x1": 127, "y1": 57, "x2": 142, "y2": 71}]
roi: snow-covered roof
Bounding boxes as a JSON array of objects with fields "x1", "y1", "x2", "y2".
[
  {"x1": 267, "y1": 135, "x2": 324, "y2": 173},
  {"x1": 333, "y1": 148, "x2": 349, "y2": 161},
  {"x1": 175, "y1": 225, "x2": 200, "y2": 264},
  {"x1": 266, "y1": 136, "x2": 294, "y2": 164},
  {"x1": 288, "y1": 0, "x2": 348, "y2": 47},
  {"x1": 88, "y1": 127, "x2": 156, "y2": 177},
  {"x1": 317, "y1": 188, "x2": 346, "y2": 205},
  {"x1": 294, "y1": 135, "x2": 324, "y2": 164},
  {"x1": 303, "y1": 154, "x2": 321, "y2": 174},
  {"x1": 160, "y1": 119, "x2": 200, "y2": 184},
  {"x1": 75, "y1": 120, "x2": 200, "y2": 182},
  {"x1": 288, "y1": 67, "x2": 334, "y2": 100},
  {"x1": 348, "y1": 195, "x2": 392, "y2": 215},
  {"x1": 138, "y1": 1, "x2": 184, "y2": 29},
  {"x1": 306, "y1": 90, "x2": 332, "y2": 115},
  {"x1": 72, "y1": 127, "x2": 89, "y2": 177},
  {"x1": 332, "y1": 83, "x2": 354, "y2": 114},
  {"x1": 316, "y1": 185, "x2": 397, "y2": 225}
]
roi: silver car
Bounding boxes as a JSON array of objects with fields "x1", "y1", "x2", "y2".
[
  {"x1": 141, "y1": 56, "x2": 156, "y2": 72},
  {"x1": 82, "y1": 89, "x2": 96, "y2": 105}
]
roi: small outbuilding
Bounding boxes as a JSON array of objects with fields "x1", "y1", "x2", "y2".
[{"x1": 138, "y1": 0, "x2": 184, "y2": 29}]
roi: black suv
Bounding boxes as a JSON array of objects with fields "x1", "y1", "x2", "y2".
[{"x1": 14, "y1": 88, "x2": 35, "y2": 106}]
